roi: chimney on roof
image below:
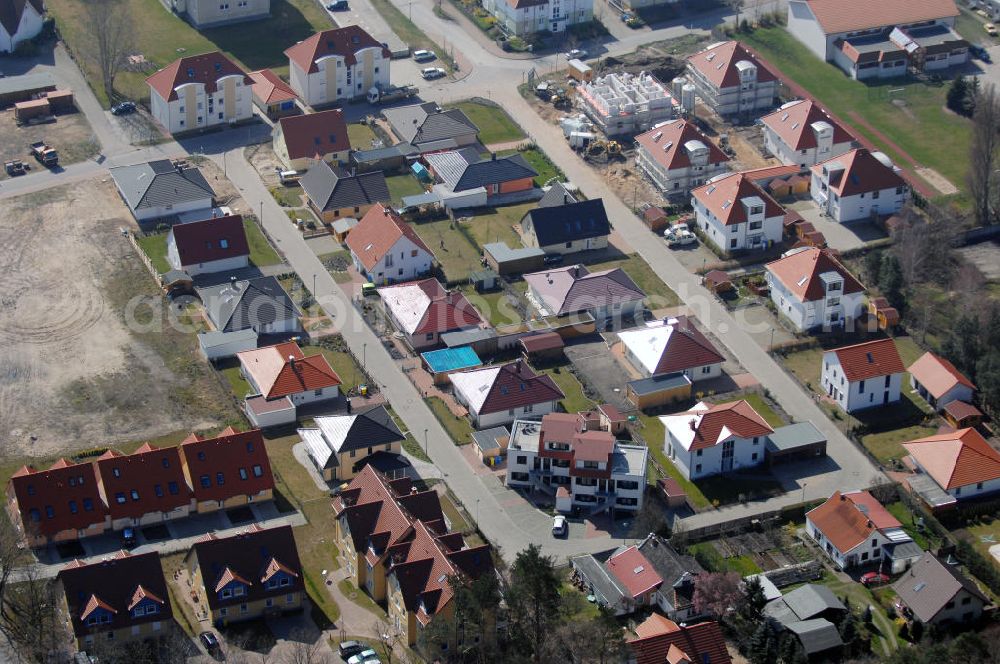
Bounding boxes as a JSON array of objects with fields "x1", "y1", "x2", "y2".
[
  {"x1": 491, "y1": 152, "x2": 497, "y2": 161},
  {"x1": 689, "y1": 419, "x2": 697, "y2": 432},
  {"x1": 840, "y1": 494, "x2": 846, "y2": 501},
  {"x1": 289, "y1": 355, "x2": 296, "y2": 366},
  {"x1": 411, "y1": 487, "x2": 418, "y2": 494}
]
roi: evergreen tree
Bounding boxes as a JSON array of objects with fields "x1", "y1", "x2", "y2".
[
  {"x1": 507, "y1": 544, "x2": 563, "y2": 663},
  {"x1": 948, "y1": 76, "x2": 969, "y2": 114},
  {"x1": 864, "y1": 250, "x2": 883, "y2": 283},
  {"x1": 878, "y1": 253, "x2": 905, "y2": 310},
  {"x1": 977, "y1": 350, "x2": 1000, "y2": 418},
  {"x1": 910, "y1": 619, "x2": 924, "y2": 642},
  {"x1": 747, "y1": 622, "x2": 775, "y2": 664},
  {"x1": 839, "y1": 612, "x2": 863, "y2": 657},
  {"x1": 740, "y1": 576, "x2": 768, "y2": 624},
  {"x1": 943, "y1": 313, "x2": 982, "y2": 378}
]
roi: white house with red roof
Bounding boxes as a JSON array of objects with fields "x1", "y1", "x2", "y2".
[
  {"x1": 451, "y1": 360, "x2": 564, "y2": 428},
  {"x1": 685, "y1": 41, "x2": 779, "y2": 117},
  {"x1": 691, "y1": 172, "x2": 785, "y2": 254},
  {"x1": 237, "y1": 340, "x2": 342, "y2": 427},
  {"x1": 807, "y1": 490, "x2": 922, "y2": 571},
  {"x1": 166, "y1": 214, "x2": 250, "y2": 276},
  {"x1": 284, "y1": 26, "x2": 390, "y2": 107},
  {"x1": 480, "y1": 0, "x2": 592, "y2": 37},
  {"x1": 765, "y1": 247, "x2": 866, "y2": 332},
  {"x1": 902, "y1": 428, "x2": 1000, "y2": 509},
  {"x1": 617, "y1": 316, "x2": 725, "y2": 381},
  {"x1": 146, "y1": 52, "x2": 253, "y2": 135},
  {"x1": 811, "y1": 148, "x2": 909, "y2": 223},
  {"x1": 377, "y1": 278, "x2": 483, "y2": 350},
  {"x1": 907, "y1": 351, "x2": 976, "y2": 410},
  {"x1": 346, "y1": 203, "x2": 434, "y2": 285},
  {"x1": 634, "y1": 119, "x2": 730, "y2": 198},
  {"x1": 821, "y1": 338, "x2": 904, "y2": 412},
  {"x1": 505, "y1": 411, "x2": 647, "y2": 513},
  {"x1": 661, "y1": 400, "x2": 774, "y2": 480},
  {"x1": 0, "y1": 0, "x2": 44, "y2": 54},
  {"x1": 760, "y1": 100, "x2": 856, "y2": 169},
  {"x1": 272, "y1": 108, "x2": 351, "y2": 171}
]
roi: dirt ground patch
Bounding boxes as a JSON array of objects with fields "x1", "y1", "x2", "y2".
[
  {"x1": 956, "y1": 241, "x2": 1000, "y2": 281},
  {"x1": 914, "y1": 166, "x2": 957, "y2": 196},
  {"x1": 0, "y1": 178, "x2": 239, "y2": 458},
  {"x1": 0, "y1": 108, "x2": 98, "y2": 179}
]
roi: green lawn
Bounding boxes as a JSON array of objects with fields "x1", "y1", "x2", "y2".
[
  {"x1": 498, "y1": 147, "x2": 564, "y2": 187},
  {"x1": 243, "y1": 218, "x2": 282, "y2": 266},
  {"x1": 459, "y1": 202, "x2": 532, "y2": 250},
  {"x1": 741, "y1": 27, "x2": 971, "y2": 194},
  {"x1": 449, "y1": 101, "x2": 526, "y2": 145},
  {"x1": 688, "y1": 542, "x2": 762, "y2": 575},
  {"x1": 411, "y1": 217, "x2": 482, "y2": 283},
  {"x1": 819, "y1": 572, "x2": 899, "y2": 653},
  {"x1": 385, "y1": 173, "x2": 425, "y2": 205},
  {"x1": 426, "y1": 396, "x2": 474, "y2": 445},
  {"x1": 884, "y1": 501, "x2": 941, "y2": 550},
  {"x1": 311, "y1": 345, "x2": 365, "y2": 390},
  {"x1": 347, "y1": 123, "x2": 380, "y2": 150},
  {"x1": 270, "y1": 185, "x2": 305, "y2": 208},
  {"x1": 368, "y1": 0, "x2": 456, "y2": 72},
  {"x1": 586, "y1": 254, "x2": 681, "y2": 309},
  {"x1": 135, "y1": 233, "x2": 170, "y2": 274},
  {"x1": 459, "y1": 286, "x2": 524, "y2": 327},
  {"x1": 540, "y1": 365, "x2": 595, "y2": 414},
  {"x1": 717, "y1": 392, "x2": 785, "y2": 428},
  {"x1": 47, "y1": 0, "x2": 331, "y2": 106},
  {"x1": 221, "y1": 364, "x2": 252, "y2": 399},
  {"x1": 440, "y1": 491, "x2": 472, "y2": 533}
]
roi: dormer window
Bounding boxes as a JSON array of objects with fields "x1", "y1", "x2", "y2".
[
  {"x1": 112, "y1": 468, "x2": 121, "y2": 478},
  {"x1": 221, "y1": 588, "x2": 233, "y2": 599},
  {"x1": 234, "y1": 586, "x2": 245, "y2": 596}
]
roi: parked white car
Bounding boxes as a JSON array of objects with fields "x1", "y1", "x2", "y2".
[
  {"x1": 552, "y1": 515, "x2": 567, "y2": 537},
  {"x1": 565, "y1": 49, "x2": 588, "y2": 60},
  {"x1": 665, "y1": 227, "x2": 697, "y2": 247},
  {"x1": 421, "y1": 67, "x2": 446, "y2": 80},
  {"x1": 413, "y1": 49, "x2": 436, "y2": 62}
]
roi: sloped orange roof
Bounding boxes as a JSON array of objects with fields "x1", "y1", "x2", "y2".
[
  {"x1": 237, "y1": 341, "x2": 341, "y2": 399},
  {"x1": 146, "y1": 51, "x2": 252, "y2": 102},
  {"x1": 606, "y1": 546, "x2": 664, "y2": 599},
  {"x1": 691, "y1": 173, "x2": 785, "y2": 226},
  {"x1": 347, "y1": 203, "x2": 433, "y2": 271},
  {"x1": 812, "y1": 148, "x2": 906, "y2": 197},
  {"x1": 634, "y1": 119, "x2": 729, "y2": 172},
  {"x1": 903, "y1": 428, "x2": 1000, "y2": 490},
  {"x1": 760, "y1": 99, "x2": 854, "y2": 152},
  {"x1": 908, "y1": 351, "x2": 976, "y2": 400},
  {"x1": 248, "y1": 69, "x2": 298, "y2": 105},
  {"x1": 766, "y1": 247, "x2": 865, "y2": 302},
  {"x1": 285, "y1": 26, "x2": 391, "y2": 74},
  {"x1": 688, "y1": 400, "x2": 773, "y2": 451},
  {"x1": 687, "y1": 41, "x2": 778, "y2": 89},
  {"x1": 799, "y1": 0, "x2": 958, "y2": 35},
  {"x1": 827, "y1": 338, "x2": 904, "y2": 382},
  {"x1": 806, "y1": 490, "x2": 885, "y2": 553}
]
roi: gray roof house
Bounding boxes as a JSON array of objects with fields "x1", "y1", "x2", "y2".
[
  {"x1": 892, "y1": 552, "x2": 987, "y2": 626},
  {"x1": 296, "y1": 405, "x2": 405, "y2": 481},
  {"x1": 382, "y1": 102, "x2": 479, "y2": 151},
  {"x1": 197, "y1": 276, "x2": 301, "y2": 335},
  {"x1": 523, "y1": 264, "x2": 646, "y2": 322},
  {"x1": 300, "y1": 160, "x2": 390, "y2": 219},
  {"x1": 764, "y1": 584, "x2": 847, "y2": 656},
  {"x1": 537, "y1": 181, "x2": 578, "y2": 208},
  {"x1": 109, "y1": 159, "x2": 215, "y2": 222},
  {"x1": 632, "y1": 534, "x2": 704, "y2": 621},
  {"x1": 521, "y1": 198, "x2": 611, "y2": 255},
  {"x1": 424, "y1": 149, "x2": 537, "y2": 193}
]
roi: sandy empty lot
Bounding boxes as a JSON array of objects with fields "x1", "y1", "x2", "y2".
[
  {"x1": 0, "y1": 109, "x2": 99, "y2": 179},
  {"x1": 0, "y1": 177, "x2": 237, "y2": 459}
]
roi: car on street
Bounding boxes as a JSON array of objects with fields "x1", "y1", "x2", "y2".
[
  {"x1": 565, "y1": 48, "x2": 587, "y2": 60},
  {"x1": 347, "y1": 649, "x2": 379, "y2": 664},
  {"x1": 421, "y1": 67, "x2": 446, "y2": 80},
  {"x1": 971, "y1": 44, "x2": 993, "y2": 62},
  {"x1": 860, "y1": 571, "x2": 890, "y2": 586},
  {"x1": 413, "y1": 49, "x2": 436, "y2": 62},
  {"x1": 326, "y1": 0, "x2": 349, "y2": 9},
  {"x1": 200, "y1": 631, "x2": 221, "y2": 653},
  {"x1": 338, "y1": 641, "x2": 366, "y2": 659},
  {"x1": 986, "y1": 23, "x2": 998, "y2": 36},
  {"x1": 121, "y1": 527, "x2": 137, "y2": 548},
  {"x1": 552, "y1": 515, "x2": 567, "y2": 537},
  {"x1": 542, "y1": 253, "x2": 564, "y2": 266},
  {"x1": 665, "y1": 227, "x2": 697, "y2": 247},
  {"x1": 111, "y1": 101, "x2": 137, "y2": 116}
]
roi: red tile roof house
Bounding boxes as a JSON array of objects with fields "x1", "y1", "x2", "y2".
[
  {"x1": 811, "y1": 148, "x2": 909, "y2": 223},
  {"x1": 56, "y1": 551, "x2": 173, "y2": 651},
  {"x1": 450, "y1": 360, "x2": 565, "y2": 428},
  {"x1": 95, "y1": 443, "x2": 195, "y2": 532},
  {"x1": 386, "y1": 519, "x2": 495, "y2": 648},
  {"x1": 523, "y1": 264, "x2": 646, "y2": 326},
  {"x1": 660, "y1": 400, "x2": 774, "y2": 481},
  {"x1": 760, "y1": 99, "x2": 856, "y2": 169},
  {"x1": 617, "y1": 315, "x2": 725, "y2": 382},
  {"x1": 146, "y1": 51, "x2": 253, "y2": 135},
  {"x1": 806, "y1": 490, "x2": 923, "y2": 572},
  {"x1": 907, "y1": 351, "x2": 976, "y2": 410},
  {"x1": 273, "y1": 108, "x2": 351, "y2": 172},
  {"x1": 346, "y1": 203, "x2": 435, "y2": 285},
  {"x1": 902, "y1": 428, "x2": 1000, "y2": 510},
  {"x1": 236, "y1": 340, "x2": 343, "y2": 427},
  {"x1": 179, "y1": 427, "x2": 275, "y2": 513},
  {"x1": 285, "y1": 26, "x2": 391, "y2": 108},
  {"x1": 166, "y1": 214, "x2": 250, "y2": 277},
  {"x1": 685, "y1": 40, "x2": 779, "y2": 118},
  {"x1": 332, "y1": 465, "x2": 446, "y2": 600},
  {"x1": 570, "y1": 544, "x2": 664, "y2": 616},
  {"x1": 626, "y1": 613, "x2": 732, "y2": 664},
  {"x1": 377, "y1": 278, "x2": 484, "y2": 350},
  {"x1": 247, "y1": 69, "x2": 298, "y2": 120},
  {"x1": 765, "y1": 246, "x2": 866, "y2": 332},
  {"x1": 690, "y1": 173, "x2": 785, "y2": 255},
  {"x1": 184, "y1": 524, "x2": 304, "y2": 627},
  {"x1": 633, "y1": 119, "x2": 730, "y2": 198},
  {"x1": 820, "y1": 337, "x2": 904, "y2": 413},
  {"x1": 7, "y1": 458, "x2": 110, "y2": 548}
]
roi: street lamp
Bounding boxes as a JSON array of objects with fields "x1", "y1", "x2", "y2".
[
  {"x1": 363, "y1": 343, "x2": 367, "y2": 371},
  {"x1": 424, "y1": 428, "x2": 429, "y2": 457},
  {"x1": 312, "y1": 273, "x2": 317, "y2": 299},
  {"x1": 259, "y1": 200, "x2": 263, "y2": 223},
  {"x1": 802, "y1": 481, "x2": 808, "y2": 504},
  {"x1": 476, "y1": 498, "x2": 480, "y2": 525}
]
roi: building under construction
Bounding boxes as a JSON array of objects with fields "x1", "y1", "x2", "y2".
[{"x1": 575, "y1": 71, "x2": 681, "y2": 138}]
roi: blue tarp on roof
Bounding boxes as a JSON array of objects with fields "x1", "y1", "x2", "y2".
[
  {"x1": 421, "y1": 346, "x2": 482, "y2": 374},
  {"x1": 411, "y1": 161, "x2": 431, "y2": 182}
]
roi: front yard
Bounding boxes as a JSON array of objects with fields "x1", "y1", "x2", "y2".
[
  {"x1": 540, "y1": 365, "x2": 596, "y2": 414},
  {"x1": 459, "y1": 202, "x2": 533, "y2": 250},
  {"x1": 497, "y1": 147, "x2": 564, "y2": 186},
  {"x1": 448, "y1": 100, "x2": 526, "y2": 145},
  {"x1": 411, "y1": 217, "x2": 482, "y2": 283},
  {"x1": 426, "y1": 396, "x2": 474, "y2": 445}
]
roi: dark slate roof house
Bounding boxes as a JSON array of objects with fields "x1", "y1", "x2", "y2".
[
  {"x1": 521, "y1": 198, "x2": 610, "y2": 251},
  {"x1": 301, "y1": 160, "x2": 390, "y2": 214},
  {"x1": 425, "y1": 150, "x2": 537, "y2": 192},
  {"x1": 382, "y1": 102, "x2": 479, "y2": 150},
  {"x1": 109, "y1": 159, "x2": 216, "y2": 220},
  {"x1": 197, "y1": 276, "x2": 301, "y2": 334},
  {"x1": 297, "y1": 405, "x2": 406, "y2": 475}
]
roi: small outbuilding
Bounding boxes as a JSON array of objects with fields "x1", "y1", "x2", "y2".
[
  {"x1": 471, "y1": 426, "x2": 509, "y2": 466},
  {"x1": 520, "y1": 331, "x2": 565, "y2": 361},
  {"x1": 765, "y1": 422, "x2": 827, "y2": 466},
  {"x1": 483, "y1": 241, "x2": 545, "y2": 276},
  {"x1": 625, "y1": 372, "x2": 692, "y2": 410},
  {"x1": 703, "y1": 270, "x2": 734, "y2": 294},
  {"x1": 942, "y1": 400, "x2": 984, "y2": 429},
  {"x1": 421, "y1": 346, "x2": 483, "y2": 385}
]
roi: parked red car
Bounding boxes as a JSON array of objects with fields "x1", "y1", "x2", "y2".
[{"x1": 860, "y1": 572, "x2": 890, "y2": 586}]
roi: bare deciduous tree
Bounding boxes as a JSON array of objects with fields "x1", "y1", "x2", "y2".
[
  {"x1": 372, "y1": 617, "x2": 404, "y2": 664},
  {"x1": 82, "y1": 0, "x2": 135, "y2": 101},
  {"x1": 968, "y1": 83, "x2": 1000, "y2": 226}
]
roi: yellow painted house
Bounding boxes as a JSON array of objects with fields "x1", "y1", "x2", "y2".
[
  {"x1": 185, "y1": 524, "x2": 304, "y2": 627},
  {"x1": 298, "y1": 405, "x2": 406, "y2": 482}
]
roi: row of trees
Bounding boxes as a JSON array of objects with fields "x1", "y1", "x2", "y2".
[{"x1": 941, "y1": 306, "x2": 1000, "y2": 418}]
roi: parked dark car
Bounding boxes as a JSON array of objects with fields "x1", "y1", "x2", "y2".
[
  {"x1": 971, "y1": 44, "x2": 993, "y2": 63},
  {"x1": 200, "y1": 631, "x2": 221, "y2": 652},
  {"x1": 326, "y1": 0, "x2": 349, "y2": 9},
  {"x1": 121, "y1": 527, "x2": 136, "y2": 548},
  {"x1": 111, "y1": 101, "x2": 137, "y2": 116},
  {"x1": 339, "y1": 640, "x2": 366, "y2": 659},
  {"x1": 542, "y1": 253, "x2": 564, "y2": 266}
]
